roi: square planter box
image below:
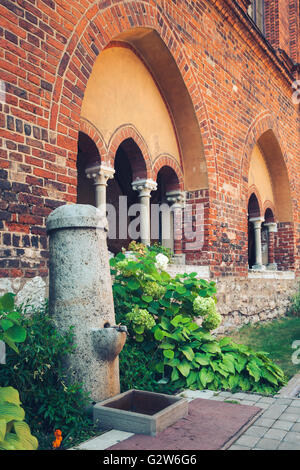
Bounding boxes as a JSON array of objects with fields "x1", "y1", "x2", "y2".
[{"x1": 93, "y1": 389, "x2": 189, "y2": 436}]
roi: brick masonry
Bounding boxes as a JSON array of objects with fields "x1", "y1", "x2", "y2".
[{"x1": 0, "y1": 0, "x2": 299, "y2": 281}]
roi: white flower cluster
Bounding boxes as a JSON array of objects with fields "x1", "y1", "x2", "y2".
[{"x1": 155, "y1": 253, "x2": 169, "y2": 271}]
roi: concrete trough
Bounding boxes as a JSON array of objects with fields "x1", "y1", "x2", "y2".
[{"x1": 93, "y1": 389, "x2": 189, "y2": 436}]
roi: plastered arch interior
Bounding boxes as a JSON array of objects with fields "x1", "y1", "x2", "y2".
[
  {"x1": 249, "y1": 131, "x2": 293, "y2": 223},
  {"x1": 80, "y1": 28, "x2": 208, "y2": 191}
]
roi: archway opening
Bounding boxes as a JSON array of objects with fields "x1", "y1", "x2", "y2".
[
  {"x1": 107, "y1": 138, "x2": 147, "y2": 254},
  {"x1": 248, "y1": 193, "x2": 260, "y2": 269},
  {"x1": 151, "y1": 166, "x2": 181, "y2": 252},
  {"x1": 77, "y1": 131, "x2": 101, "y2": 206}
]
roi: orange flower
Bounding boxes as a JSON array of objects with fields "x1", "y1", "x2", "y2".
[{"x1": 52, "y1": 430, "x2": 62, "y2": 449}]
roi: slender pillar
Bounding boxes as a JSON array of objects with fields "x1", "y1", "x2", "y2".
[
  {"x1": 166, "y1": 190, "x2": 185, "y2": 254},
  {"x1": 85, "y1": 164, "x2": 115, "y2": 214},
  {"x1": 132, "y1": 179, "x2": 157, "y2": 245},
  {"x1": 265, "y1": 222, "x2": 278, "y2": 271},
  {"x1": 249, "y1": 217, "x2": 265, "y2": 270}
]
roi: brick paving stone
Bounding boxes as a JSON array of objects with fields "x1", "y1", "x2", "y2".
[
  {"x1": 255, "y1": 402, "x2": 271, "y2": 410},
  {"x1": 262, "y1": 405, "x2": 287, "y2": 419},
  {"x1": 241, "y1": 394, "x2": 261, "y2": 402},
  {"x1": 275, "y1": 398, "x2": 293, "y2": 406},
  {"x1": 231, "y1": 393, "x2": 249, "y2": 400},
  {"x1": 278, "y1": 441, "x2": 300, "y2": 450},
  {"x1": 285, "y1": 406, "x2": 300, "y2": 415},
  {"x1": 282, "y1": 431, "x2": 300, "y2": 444},
  {"x1": 263, "y1": 428, "x2": 287, "y2": 441},
  {"x1": 234, "y1": 435, "x2": 260, "y2": 447},
  {"x1": 290, "y1": 400, "x2": 300, "y2": 408},
  {"x1": 243, "y1": 425, "x2": 267, "y2": 438},
  {"x1": 256, "y1": 397, "x2": 276, "y2": 404},
  {"x1": 254, "y1": 438, "x2": 280, "y2": 450},
  {"x1": 291, "y1": 423, "x2": 300, "y2": 432},
  {"x1": 279, "y1": 413, "x2": 299, "y2": 422},
  {"x1": 229, "y1": 445, "x2": 252, "y2": 450},
  {"x1": 254, "y1": 417, "x2": 276, "y2": 427},
  {"x1": 273, "y1": 420, "x2": 293, "y2": 431},
  {"x1": 240, "y1": 400, "x2": 257, "y2": 406}
]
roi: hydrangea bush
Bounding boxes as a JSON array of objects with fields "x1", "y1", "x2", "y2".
[{"x1": 111, "y1": 246, "x2": 287, "y2": 395}]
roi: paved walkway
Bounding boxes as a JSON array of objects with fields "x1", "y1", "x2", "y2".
[
  {"x1": 186, "y1": 390, "x2": 300, "y2": 450},
  {"x1": 73, "y1": 389, "x2": 300, "y2": 451}
]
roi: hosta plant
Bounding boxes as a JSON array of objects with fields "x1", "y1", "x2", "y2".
[
  {"x1": 112, "y1": 249, "x2": 287, "y2": 395},
  {"x1": 0, "y1": 387, "x2": 38, "y2": 450},
  {"x1": 0, "y1": 292, "x2": 38, "y2": 450}
]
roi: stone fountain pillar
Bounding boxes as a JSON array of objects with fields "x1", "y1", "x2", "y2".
[{"x1": 46, "y1": 204, "x2": 126, "y2": 403}]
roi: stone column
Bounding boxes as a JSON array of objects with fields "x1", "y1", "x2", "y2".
[
  {"x1": 46, "y1": 204, "x2": 126, "y2": 403},
  {"x1": 249, "y1": 217, "x2": 265, "y2": 270},
  {"x1": 85, "y1": 164, "x2": 115, "y2": 214},
  {"x1": 132, "y1": 179, "x2": 157, "y2": 245},
  {"x1": 265, "y1": 222, "x2": 278, "y2": 271},
  {"x1": 166, "y1": 191, "x2": 185, "y2": 255}
]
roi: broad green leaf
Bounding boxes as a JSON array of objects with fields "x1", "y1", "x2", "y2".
[
  {"x1": 246, "y1": 362, "x2": 261, "y2": 382},
  {"x1": 171, "y1": 367, "x2": 179, "y2": 382},
  {"x1": 187, "y1": 371, "x2": 197, "y2": 387},
  {"x1": 199, "y1": 368, "x2": 209, "y2": 388},
  {"x1": 177, "y1": 360, "x2": 191, "y2": 377},
  {"x1": 142, "y1": 295, "x2": 153, "y2": 303},
  {"x1": 13, "y1": 421, "x2": 38, "y2": 450},
  {"x1": 163, "y1": 349, "x2": 174, "y2": 360},
  {"x1": 0, "y1": 293, "x2": 15, "y2": 312},
  {"x1": 127, "y1": 280, "x2": 140, "y2": 291},
  {"x1": 170, "y1": 315, "x2": 183, "y2": 327},
  {"x1": 1, "y1": 336, "x2": 19, "y2": 354},
  {"x1": 4, "y1": 325, "x2": 26, "y2": 343},
  {"x1": 154, "y1": 328, "x2": 165, "y2": 341},
  {"x1": 133, "y1": 325, "x2": 144, "y2": 334},
  {"x1": 155, "y1": 362, "x2": 164, "y2": 374},
  {"x1": 180, "y1": 346, "x2": 195, "y2": 362},
  {"x1": 0, "y1": 319, "x2": 14, "y2": 331},
  {"x1": 201, "y1": 343, "x2": 221, "y2": 354},
  {"x1": 159, "y1": 342, "x2": 175, "y2": 350},
  {"x1": 135, "y1": 334, "x2": 144, "y2": 342},
  {"x1": 0, "y1": 419, "x2": 6, "y2": 441},
  {"x1": 0, "y1": 402, "x2": 25, "y2": 423},
  {"x1": 0, "y1": 387, "x2": 21, "y2": 406},
  {"x1": 194, "y1": 353, "x2": 210, "y2": 366}
]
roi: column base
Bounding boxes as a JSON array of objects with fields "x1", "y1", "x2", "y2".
[
  {"x1": 251, "y1": 264, "x2": 266, "y2": 271},
  {"x1": 267, "y1": 263, "x2": 278, "y2": 271}
]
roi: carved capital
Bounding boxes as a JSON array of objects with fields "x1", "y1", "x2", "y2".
[
  {"x1": 131, "y1": 179, "x2": 157, "y2": 197},
  {"x1": 85, "y1": 164, "x2": 115, "y2": 186}
]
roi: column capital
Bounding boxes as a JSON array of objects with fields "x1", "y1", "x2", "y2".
[
  {"x1": 85, "y1": 164, "x2": 115, "y2": 186},
  {"x1": 249, "y1": 216, "x2": 264, "y2": 228},
  {"x1": 166, "y1": 190, "x2": 185, "y2": 207},
  {"x1": 132, "y1": 179, "x2": 157, "y2": 197},
  {"x1": 264, "y1": 222, "x2": 278, "y2": 233}
]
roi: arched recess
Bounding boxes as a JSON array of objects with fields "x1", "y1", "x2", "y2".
[
  {"x1": 248, "y1": 192, "x2": 261, "y2": 269},
  {"x1": 151, "y1": 164, "x2": 182, "y2": 251},
  {"x1": 241, "y1": 114, "x2": 293, "y2": 224},
  {"x1": 77, "y1": 131, "x2": 101, "y2": 206},
  {"x1": 50, "y1": 2, "x2": 211, "y2": 191},
  {"x1": 106, "y1": 138, "x2": 149, "y2": 254},
  {"x1": 244, "y1": 121, "x2": 295, "y2": 270}
]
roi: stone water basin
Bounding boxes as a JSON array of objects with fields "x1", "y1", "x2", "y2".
[{"x1": 93, "y1": 389, "x2": 189, "y2": 436}]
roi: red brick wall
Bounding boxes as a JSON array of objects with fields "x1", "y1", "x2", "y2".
[
  {"x1": 0, "y1": 0, "x2": 299, "y2": 280},
  {"x1": 275, "y1": 222, "x2": 295, "y2": 271}
]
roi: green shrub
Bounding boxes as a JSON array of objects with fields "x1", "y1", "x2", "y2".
[
  {"x1": 0, "y1": 293, "x2": 37, "y2": 450},
  {"x1": 0, "y1": 302, "x2": 96, "y2": 449},
  {"x1": 111, "y1": 250, "x2": 287, "y2": 395}
]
